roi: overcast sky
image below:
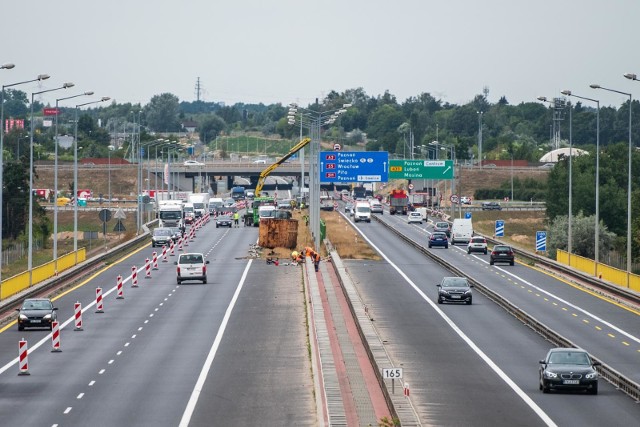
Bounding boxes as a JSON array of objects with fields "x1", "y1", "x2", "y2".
[{"x1": 2, "y1": 0, "x2": 639, "y2": 109}]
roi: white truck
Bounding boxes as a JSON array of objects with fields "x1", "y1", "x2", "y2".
[
  {"x1": 157, "y1": 200, "x2": 184, "y2": 228},
  {"x1": 189, "y1": 193, "x2": 210, "y2": 218}
]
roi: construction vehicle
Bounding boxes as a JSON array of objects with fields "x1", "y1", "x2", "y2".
[
  {"x1": 254, "y1": 137, "x2": 312, "y2": 197},
  {"x1": 246, "y1": 196, "x2": 275, "y2": 226},
  {"x1": 389, "y1": 189, "x2": 409, "y2": 215}
]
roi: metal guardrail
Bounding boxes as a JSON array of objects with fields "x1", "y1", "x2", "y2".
[{"x1": 372, "y1": 214, "x2": 640, "y2": 402}]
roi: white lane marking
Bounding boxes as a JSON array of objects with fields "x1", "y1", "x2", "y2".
[
  {"x1": 494, "y1": 266, "x2": 640, "y2": 345},
  {"x1": 179, "y1": 259, "x2": 253, "y2": 427},
  {"x1": 138, "y1": 327, "x2": 143, "y2": 331},
  {"x1": 77, "y1": 393, "x2": 84, "y2": 399},
  {"x1": 357, "y1": 228, "x2": 557, "y2": 426},
  {"x1": 108, "y1": 360, "x2": 114, "y2": 365},
  {"x1": 117, "y1": 351, "x2": 122, "y2": 356},
  {"x1": 88, "y1": 381, "x2": 95, "y2": 386},
  {"x1": 155, "y1": 307, "x2": 159, "y2": 311},
  {"x1": 144, "y1": 320, "x2": 149, "y2": 324},
  {"x1": 149, "y1": 313, "x2": 154, "y2": 318},
  {"x1": 98, "y1": 369, "x2": 105, "y2": 375},
  {"x1": 64, "y1": 407, "x2": 72, "y2": 414}
]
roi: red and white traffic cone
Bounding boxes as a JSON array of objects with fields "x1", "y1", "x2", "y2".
[
  {"x1": 152, "y1": 251, "x2": 159, "y2": 270},
  {"x1": 74, "y1": 302, "x2": 83, "y2": 331},
  {"x1": 184, "y1": 233, "x2": 189, "y2": 247},
  {"x1": 18, "y1": 339, "x2": 29, "y2": 375},
  {"x1": 189, "y1": 228, "x2": 195, "y2": 241},
  {"x1": 132, "y1": 266, "x2": 139, "y2": 287},
  {"x1": 404, "y1": 382, "x2": 410, "y2": 398},
  {"x1": 116, "y1": 275, "x2": 124, "y2": 299},
  {"x1": 95, "y1": 287, "x2": 104, "y2": 313},
  {"x1": 161, "y1": 245, "x2": 168, "y2": 262},
  {"x1": 169, "y1": 239, "x2": 175, "y2": 256},
  {"x1": 145, "y1": 258, "x2": 151, "y2": 279},
  {"x1": 51, "y1": 321, "x2": 61, "y2": 352},
  {"x1": 178, "y1": 237, "x2": 184, "y2": 251}
]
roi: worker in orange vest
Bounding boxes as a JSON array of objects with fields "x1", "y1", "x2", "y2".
[{"x1": 313, "y1": 251, "x2": 321, "y2": 272}]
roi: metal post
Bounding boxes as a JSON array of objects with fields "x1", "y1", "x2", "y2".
[
  {"x1": 627, "y1": 95, "x2": 632, "y2": 283},
  {"x1": 568, "y1": 102, "x2": 573, "y2": 256}
]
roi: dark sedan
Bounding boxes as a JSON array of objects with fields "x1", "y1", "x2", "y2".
[
  {"x1": 428, "y1": 231, "x2": 449, "y2": 249},
  {"x1": 490, "y1": 245, "x2": 515, "y2": 265},
  {"x1": 436, "y1": 277, "x2": 473, "y2": 305},
  {"x1": 16, "y1": 298, "x2": 58, "y2": 330},
  {"x1": 216, "y1": 215, "x2": 233, "y2": 228},
  {"x1": 539, "y1": 348, "x2": 600, "y2": 394}
]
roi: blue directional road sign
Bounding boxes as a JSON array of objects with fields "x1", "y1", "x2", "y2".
[
  {"x1": 465, "y1": 212, "x2": 472, "y2": 219},
  {"x1": 320, "y1": 151, "x2": 389, "y2": 183},
  {"x1": 536, "y1": 231, "x2": 547, "y2": 251},
  {"x1": 495, "y1": 220, "x2": 505, "y2": 237}
]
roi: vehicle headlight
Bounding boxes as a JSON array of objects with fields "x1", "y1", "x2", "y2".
[
  {"x1": 19, "y1": 314, "x2": 28, "y2": 320},
  {"x1": 464, "y1": 289, "x2": 472, "y2": 294},
  {"x1": 43, "y1": 314, "x2": 52, "y2": 320},
  {"x1": 440, "y1": 290, "x2": 449, "y2": 295},
  {"x1": 585, "y1": 372, "x2": 598, "y2": 379},
  {"x1": 544, "y1": 371, "x2": 558, "y2": 379}
]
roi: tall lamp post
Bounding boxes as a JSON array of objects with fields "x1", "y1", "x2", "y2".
[
  {"x1": 287, "y1": 103, "x2": 351, "y2": 250},
  {"x1": 28, "y1": 82, "x2": 74, "y2": 283},
  {"x1": 1, "y1": 71, "x2": 49, "y2": 283},
  {"x1": 53, "y1": 91, "x2": 93, "y2": 263},
  {"x1": 561, "y1": 90, "x2": 600, "y2": 266},
  {"x1": 591, "y1": 83, "x2": 632, "y2": 284},
  {"x1": 73, "y1": 97, "x2": 110, "y2": 261}
]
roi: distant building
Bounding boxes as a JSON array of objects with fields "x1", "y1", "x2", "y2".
[
  {"x1": 181, "y1": 121, "x2": 197, "y2": 133},
  {"x1": 539, "y1": 148, "x2": 589, "y2": 163}
]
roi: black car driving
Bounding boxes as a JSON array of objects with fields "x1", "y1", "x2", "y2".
[
  {"x1": 436, "y1": 277, "x2": 473, "y2": 305},
  {"x1": 16, "y1": 298, "x2": 58, "y2": 330},
  {"x1": 539, "y1": 348, "x2": 600, "y2": 394}
]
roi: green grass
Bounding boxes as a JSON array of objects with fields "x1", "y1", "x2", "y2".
[{"x1": 467, "y1": 210, "x2": 547, "y2": 252}]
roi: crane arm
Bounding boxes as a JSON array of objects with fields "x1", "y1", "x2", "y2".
[{"x1": 255, "y1": 137, "x2": 312, "y2": 197}]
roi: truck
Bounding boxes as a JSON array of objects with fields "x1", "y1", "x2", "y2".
[
  {"x1": 352, "y1": 186, "x2": 367, "y2": 200},
  {"x1": 247, "y1": 196, "x2": 274, "y2": 226},
  {"x1": 389, "y1": 189, "x2": 409, "y2": 215},
  {"x1": 409, "y1": 191, "x2": 438, "y2": 208},
  {"x1": 188, "y1": 193, "x2": 210, "y2": 218},
  {"x1": 157, "y1": 200, "x2": 184, "y2": 228},
  {"x1": 231, "y1": 186, "x2": 246, "y2": 200}
]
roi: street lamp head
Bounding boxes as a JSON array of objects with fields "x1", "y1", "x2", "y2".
[
  {"x1": 561, "y1": 90, "x2": 572, "y2": 96},
  {"x1": 37, "y1": 74, "x2": 50, "y2": 81},
  {"x1": 590, "y1": 84, "x2": 601, "y2": 89},
  {"x1": 84, "y1": 91, "x2": 95, "y2": 96},
  {"x1": 62, "y1": 82, "x2": 74, "y2": 89},
  {"x1": 342, "y1": 103, "x2": 352, "y2": 108},
  {"x1": 1, "y1": 63, "x2": 15, "y2": 69},
  {"x1": 624, "y1": 73, "x2": 638, "y2": 81},
  {"x1": 100, "y1": 97, "x2": 110, "y2": 102},
  {"x1": 537, "y1": 96, "x2": 548, "y2": 102},
  {"x1": 289, "y1": 103, "x2": 298, "y2": 108}
]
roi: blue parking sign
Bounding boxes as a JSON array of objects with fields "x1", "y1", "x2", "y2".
[
  {"x1": 495, "y1": 220, "x2": 505, "y2": 237},
  {"x1": 536, "y1": 231, "x2": 547, "y2": 252}
]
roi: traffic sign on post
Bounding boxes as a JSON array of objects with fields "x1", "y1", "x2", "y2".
[
  {"x1": 389, "y1": 159, "x2": 454, "y2": 180},
  {"x1": 495, "y1": 220, "x2": 505, "y2": 237},
  {"x1": 320, "y1": 151, "x2": 389, "y2": 183},
  {"x1": 536, "y1": 231, "x2": 547, "y2": 252}
]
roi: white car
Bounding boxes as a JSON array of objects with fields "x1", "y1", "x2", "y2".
[
  {"x1": 467, "y1": 236, "x2": 488, "y2": 254},
  {"x1": 408, "y1": 212, "x2": 423, "y2": 224},
  {"x1": 183, "y1": 160, "x2": 204, "y2": 166},
  {"x1": 460, "y1": 196, "x2": 472, "y2": 205},
  {"x1": 175, "y1": 253, "x2": 209, "y2": 284}
]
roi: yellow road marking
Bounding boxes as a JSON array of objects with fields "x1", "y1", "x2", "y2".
[
  {"x1": 528, "y1": 264, "x2": 640, "y2": 316},
  {"x1": 595, "y1": 326, "x2": 602, "y2": 331},
  {"x1": 608, "y1": 333, "x2": 616, "y2": 338}
]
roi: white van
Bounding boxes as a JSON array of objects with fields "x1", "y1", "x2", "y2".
[
  {"x1": 451, "y1": 218, "x2": 473, "y2": 245},
  {"x1": 258, "y1": 205, "x2": 276, "y2": 221},
  {"x1": 354, "y1": 202, "x2": 371, "y2": 223}
]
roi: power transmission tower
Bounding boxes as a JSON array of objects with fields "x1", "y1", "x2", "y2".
[{"x1": 194, "y1": 77, "x2": 203, "y2": 102}]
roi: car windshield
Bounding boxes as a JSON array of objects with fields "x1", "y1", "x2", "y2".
[
  {"x1": 356, "y1": 206, "x2": 370, "y2": 212},
  {"x1": 179, "y1": 254, "x2": 203, "y2": 264},
  {"x1": 548, "y1": 351, "x2": 590, "y2": 365},
  {"x1": 494, "y1": 246, "x2": 510, "y2": 251},
  {"x1": 432, "y1": 233, "x2": 445, "y2": 238},
  {"x1": 436, "y1": 222, "x2": 448, "y2": 228},
  {"x1": 154, "y1": 229, "x2": 172, "y2": 236},
  {"x1": 160, "y1": 211, "x2": 181, "y2": 220},
  {"x1": 218, "y1": 216, "x2": 231, "y2": 220},
  {"x1": 23, "y1": 300, "x2": 52, "y2": 310},
  {"x1": 441, "y1": 277, "x2": 469, "y2": 288}
]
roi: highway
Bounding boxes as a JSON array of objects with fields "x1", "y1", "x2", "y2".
[
  {"x1": 0, "y1": 219, "x2": 315, "y2": 426},
  {"x1": 340, "y1": 206, "x2": 640, "y2": 426}
]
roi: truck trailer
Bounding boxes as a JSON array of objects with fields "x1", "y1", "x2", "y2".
[{"x1": 389, "y1": 189, "x2": 409, "y2": 215}]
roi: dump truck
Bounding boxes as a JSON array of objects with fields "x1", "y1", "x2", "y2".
[{"x1": 389, "y1": 189, "x2": 409, "y2": 215}]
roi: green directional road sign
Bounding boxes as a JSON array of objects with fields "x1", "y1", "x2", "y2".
[{"x1": 389, "y1": 160, "x2": 454, "y2": 180}]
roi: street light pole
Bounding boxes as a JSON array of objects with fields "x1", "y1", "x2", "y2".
[
  {"x1": 591, "y1": 83, "x2": 633, "y2": 284},
  {"x1": 561, "y1": 90, "x2": 600, "y2": 265},
  {"x1": 1, "y1": 71, "x2": 48, "y2": 283},
  {"x1": 73, "y1": 97, "x2": 110, "y2": 261},
  {"x1": 29, "y1": 82, "x2": 74, "y2": 283},
  {"x1": 53, "y1": 91, "x2": 93, "y2": 263}
]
